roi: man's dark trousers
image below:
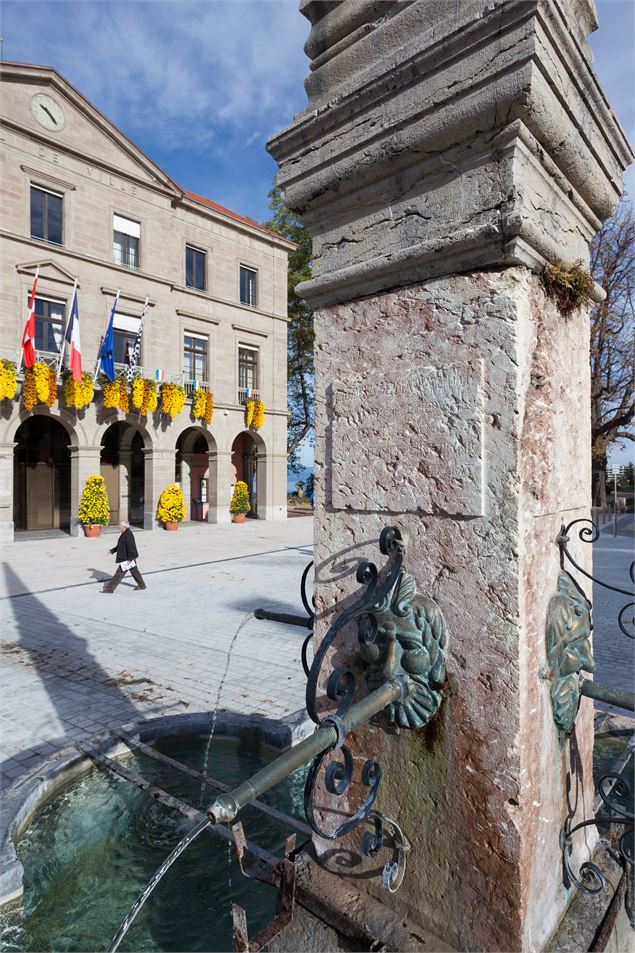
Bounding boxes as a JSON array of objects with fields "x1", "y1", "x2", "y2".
[{"x1": 103, "y1": 564, "x2": 146, "y2": 592}]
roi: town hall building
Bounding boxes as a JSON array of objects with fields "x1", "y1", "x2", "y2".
[{"x1": 0, "y1": 61, "x2": 292, "y2": 542}]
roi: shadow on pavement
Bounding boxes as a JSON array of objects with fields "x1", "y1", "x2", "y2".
[{"x1": 1, "y1": 562, "x2": 141, "y2": 782}]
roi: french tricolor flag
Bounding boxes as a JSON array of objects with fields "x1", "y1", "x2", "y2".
[
  {"x1": 155, "y1": 369, "x2": 165, "y2": 382},
  {"x1": 65, "y1": 287, "x2": 82, "y2": 382}
]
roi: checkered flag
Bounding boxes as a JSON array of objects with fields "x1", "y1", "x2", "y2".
[{"x1": 126, "y1": 296, "x2": 148, "y2": 383}]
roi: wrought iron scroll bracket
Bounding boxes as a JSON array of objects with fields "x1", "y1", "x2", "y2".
[
  {"x1": 302, "y1": 526, "x2": 448, "y2": 864},
  {"x1": 548, "y1": 519, "x2": 634, "y2": 896},
  {"x1": 557, "y1": 519, "x2": 634, "y2": 641},
  {"x1": 560, "y1": 773, "x2": 634, "y2": 895}
]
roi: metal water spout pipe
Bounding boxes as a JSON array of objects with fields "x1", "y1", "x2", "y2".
[{"x1": 208, "y1": 677, "x2": 408, "y2": 825}]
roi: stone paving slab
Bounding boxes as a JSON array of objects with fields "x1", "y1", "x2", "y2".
[{"x1": 0, "y1": 518, "x2": 314, "y2": 788}]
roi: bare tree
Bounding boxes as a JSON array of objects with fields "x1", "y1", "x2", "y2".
[{"x1": 590, "y1": 199, "x2": 635, "y2": 507}]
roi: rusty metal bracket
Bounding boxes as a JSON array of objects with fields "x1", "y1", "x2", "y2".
[{"x1": 231, "y1": 830, "x2": 297, "y2": 952}]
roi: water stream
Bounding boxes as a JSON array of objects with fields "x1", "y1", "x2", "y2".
[
  {"x1": 108, "y1": 819, "x2": 211, "y2": 953},
  {"x1": 107, "y1": 611, "x2": 254, "y2": 952},
  {"x1": 199, "y1": 612, "x2": 254, "y2": 805}
]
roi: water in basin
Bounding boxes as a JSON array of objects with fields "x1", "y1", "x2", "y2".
[{"x1": 0, "y1": 735, "x2": 307, "y2": 952}]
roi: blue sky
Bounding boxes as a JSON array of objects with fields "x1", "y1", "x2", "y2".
[{"x1": 2, "y1": 0, "x2": 633, "y2": 466}]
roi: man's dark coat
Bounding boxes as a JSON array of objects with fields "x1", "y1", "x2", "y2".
[{"x1": 110, "y1": 528, "x2": 139, "y2": 563}]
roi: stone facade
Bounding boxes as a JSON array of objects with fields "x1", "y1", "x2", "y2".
[
  {"x1": 268, "y1": 1, "x2": 632, "y2": 951},
  {"x1": 0, "y1": 62, "x2": 292, "y2": 541}
]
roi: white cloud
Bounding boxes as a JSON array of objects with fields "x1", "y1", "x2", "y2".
[{"x1": 3, "y1": 0, "x2": 309, "y2": 156}]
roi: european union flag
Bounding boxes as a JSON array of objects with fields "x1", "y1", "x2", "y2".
[{"x1": 99, "y1": 296, "x2": 117, "y2": 382}]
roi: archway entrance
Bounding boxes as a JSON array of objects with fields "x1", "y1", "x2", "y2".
[
  {"x1": 13, "y1": 416, "x2": 71, "y2": 532},
  {"x1": 231, "y1": 432, "x2": 262, "y2": 518},
  {"x1": 175, "y1": 428, "x2": 216, "y2": 522},
  {"x1": 100, "y1": 423, "x2": 145, "y2": 527}
]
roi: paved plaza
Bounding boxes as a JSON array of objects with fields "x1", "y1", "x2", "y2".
[{"x1": 0, "y1": 518, "x2": 313, "y2": 789}]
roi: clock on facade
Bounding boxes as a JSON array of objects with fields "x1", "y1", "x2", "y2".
[{"x1": 31, "y1": 93, "x2": 65, "y2": 131}]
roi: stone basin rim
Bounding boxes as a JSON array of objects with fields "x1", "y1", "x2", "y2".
[{"x1": 0, "y1": 707, "x2": 312, "y2": 908}]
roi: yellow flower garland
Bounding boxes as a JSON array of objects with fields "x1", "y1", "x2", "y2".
[
  {"x1": 160, "y1": 382, "x2": 185, "y2": 418},
  {"x1": 140, "y1": 379, "x2": 158, "y2": 416},
  {"x1": 131, "y1": 378, "x2": 145, "y2": 410},
  {"x1": 34, "y1": 362, "x2": 50, "y2": 402},
  {"x1": 191, "y1": 388, "x2": 214, "y2": 424},
  {"x1": 252, "y1": 398, "x2": 265, "y2": 430},
  {"x1": 205, "y1": 391, "x2": 214, "y2": 425},
  {"x1": 102, "y1": 377, "x2": 120, "y2": 408},
  {"x1": 22, "y1": 370, "x2": 38, "y2": 411},
  {"x1": 118, "y1": 376, "x2": 129, "y2": 413},
  {"x1": 0, "y1": 359, "x2": 17, "y2": 401},
  {"x1": 45, "y1": 367, "x2": 57, "y2": 407},
  {"x1": 101, "y1": 375, "x2": 130, "y2": 412},
  {"x1": 64, "y1": 372, "x2": 94, "y2": 410},
  {"x1": 22, "y1": 362, "x2": 57, "y2": 410},
  {"x1": 245, "y1": 397, "x2": 264, "y2": 430}
]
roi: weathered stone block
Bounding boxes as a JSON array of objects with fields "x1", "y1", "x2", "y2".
[{"x1": 330, "y1": 361, "x2": 483, "y2": 515}]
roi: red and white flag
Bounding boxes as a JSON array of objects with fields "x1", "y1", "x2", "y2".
[
  {"x1": 64, "y1": 286, "x2": 82, "y2": 382},
  {"x1": 21, "y1": 270, "x2": 39, "y2": 369}
]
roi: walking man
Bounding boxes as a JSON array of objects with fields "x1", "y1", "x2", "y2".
[{"x1": 102, "y1": 520, "x2": 147, "y2": 592}]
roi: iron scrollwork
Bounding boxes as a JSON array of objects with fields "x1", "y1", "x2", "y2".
[
  {"x1": 549, "y1": 518, "x2": 634, "y2": 896},
  {"x1": 303, "y1": 526, "x2": 448, "y2": 852},
  {"x1": 557, "y1": 519, "x2": 634, "y2": 640},
  {"x1": 561, "y1": 772, "x2": 634, "y2": 894}
]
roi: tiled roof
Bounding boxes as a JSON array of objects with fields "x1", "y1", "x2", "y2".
[{"x1": 183, "y1": 190, "x2": 288, "y2": 243}]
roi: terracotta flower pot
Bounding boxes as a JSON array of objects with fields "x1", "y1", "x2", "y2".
[
  {"x1": 164, "y1": 521, "x2": 179, "y2": 531},
  {"x1": 232, "y1": 513, "x2": 247, "y2": 524},
  {"x1": 82, "y1": 524, "x2": 101, "y2": 538}
]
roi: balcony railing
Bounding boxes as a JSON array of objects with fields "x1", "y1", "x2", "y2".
[
  {"x1": 112, "y1": 363, "x2": 184, "y2": 386},
  {"x1": 238, "y1": 387, "x2": 260, "y2": 404},
  {"x1": 5, "y1": 348, "x2": 60, "y2": 378},
  {"x1": 183, "y1": 379, "x2": 211, "y2": 399}
]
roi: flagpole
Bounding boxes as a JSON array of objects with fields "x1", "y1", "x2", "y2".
[
  {"x1": 126, "y1": 294, "x2": 149, "y2": 383},
  {"x1": 93, "y1": 336, "x2": 104, "y2": 383},
  {"x1": 95, "y1": 289, "x2": 120, "y2": 382},
  {"x1": 17, "y1": 265, "x2": 39, "y2": 376},
  {"x1": 57, "y1": 276, "x2": 78, "y2": 381}
]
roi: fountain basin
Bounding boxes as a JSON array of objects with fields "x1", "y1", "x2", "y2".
[{"x1": 0, "y1": 711, "x2": 311, "y2": 952}]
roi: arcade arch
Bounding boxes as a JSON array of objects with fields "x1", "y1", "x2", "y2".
[
  {"x1": 231, "y1": 431, "x2": 266, "y2": 518},
  {"x1": 175, "y1": 427, "x2": 217, "y2": 522},
  {"x1": 100, "y1": 421, "x2": 147, "y2": 527},
  {"x1": 13, "y1": 416, "x2": 72, "y2": 532}
]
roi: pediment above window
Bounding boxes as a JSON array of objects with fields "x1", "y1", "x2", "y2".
[{"x1": 16, "y1": 260, "x2": 78, "y2": 287}]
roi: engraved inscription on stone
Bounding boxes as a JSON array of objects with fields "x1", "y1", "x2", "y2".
[{"x1": 330, "y1": 362, "x2": 484, "y2": 515}]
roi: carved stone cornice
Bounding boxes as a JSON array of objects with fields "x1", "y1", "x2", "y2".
[{"x1": 268, "y1": 0, "x2": 633, "y2": 308}]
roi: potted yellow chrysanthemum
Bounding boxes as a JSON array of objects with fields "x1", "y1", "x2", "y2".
[
  {"x1": 230, "y1": 481, "x2": 250, "y2": 523},
  {"x1": 157, "y1": 484, "x2": 186, "y2": 530},
  {"x1": 78, "y1": 475, "x2": 110, "y2": 537}
]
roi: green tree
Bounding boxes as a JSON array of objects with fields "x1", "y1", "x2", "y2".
[{"x1": 264, "y1": 186, "x2": 314, "y2": 469}]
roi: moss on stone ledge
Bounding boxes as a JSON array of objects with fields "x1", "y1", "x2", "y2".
[{"x1": 542, "y1": 260, "x2": 594, "y2": 314}]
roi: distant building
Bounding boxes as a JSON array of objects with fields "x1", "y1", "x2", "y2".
[{"x1": 0, "y1": 62, "x2": 293, "y2": 542}]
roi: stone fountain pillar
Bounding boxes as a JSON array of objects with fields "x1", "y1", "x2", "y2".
[{"x1": 268, "y1": 1, "x2": 632, "y2": 950}]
